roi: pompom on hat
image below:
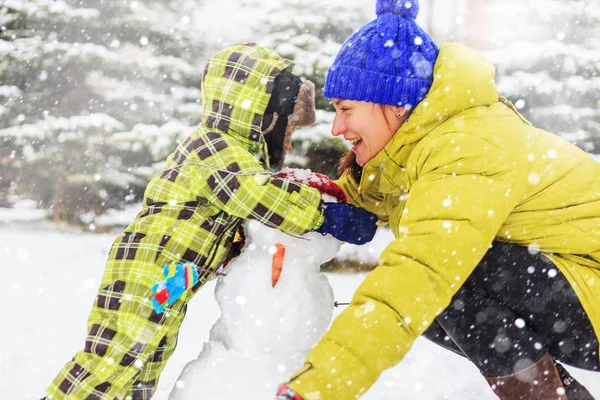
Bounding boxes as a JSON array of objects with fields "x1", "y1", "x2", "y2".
[{"x1": 323, "y1": 0, "x2": 439, "y2": 108}]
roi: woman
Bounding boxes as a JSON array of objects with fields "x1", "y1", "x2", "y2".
[
  {"x1": 44, "y1": 44, "x2": 376, "y2": 400},
  {"x1": 276, "y1": 1, "x2": 600, "y2": 399}
]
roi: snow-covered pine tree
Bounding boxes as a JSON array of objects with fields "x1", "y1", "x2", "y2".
[
  {"x1": 487, "y1": 0, "x2": 600, "y2": 153},
  {"x1": 0, "y1": 0, "x2": 207, "y2": 225}
]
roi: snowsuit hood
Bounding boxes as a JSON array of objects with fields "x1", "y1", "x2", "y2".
[
  {"x1": 287, "y1": 43, "x2": 600, "y2": 400},
  {"x1": 46, "y1": 44, "x2": 326, "y2": 399},
  {"x1": 201, "y1": 44, "x2": 292, "y2": 167}
]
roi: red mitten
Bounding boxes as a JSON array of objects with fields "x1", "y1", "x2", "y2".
[
  {"x1": 275, "y1": 384, "x2": 304, "y2": 400},
  {"x1": 274, "y1": 168, "x2": 346, "y2": 203}
]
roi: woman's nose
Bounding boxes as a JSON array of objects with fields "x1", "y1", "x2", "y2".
[{"x1": 331, "y1": 116, "x2": 344, "y2": 137}]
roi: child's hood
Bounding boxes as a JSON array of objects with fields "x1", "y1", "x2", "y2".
[{"x1": 200, "y1": 44, "x2": 293, "y2": 161}]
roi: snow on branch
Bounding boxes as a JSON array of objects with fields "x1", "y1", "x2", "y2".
[{"x1": 0, "y1": 113, "x2": 126, "y2": 142}]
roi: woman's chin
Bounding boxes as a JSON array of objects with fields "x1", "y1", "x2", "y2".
[{"x1": 353, "y1": 151, "x2": 367, "y2": 166}]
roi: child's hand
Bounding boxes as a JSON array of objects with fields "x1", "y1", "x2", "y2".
[
  {"x1": 151, "y1": 263, "x2": 198, "y2": 313},
  {"x1": 273, "y1": 170, "x2": 346, "y2": 203}
]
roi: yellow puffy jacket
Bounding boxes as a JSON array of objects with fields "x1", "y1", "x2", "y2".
[{"x1": 287, "y1": 43, "x2": 600, "y2": 400}]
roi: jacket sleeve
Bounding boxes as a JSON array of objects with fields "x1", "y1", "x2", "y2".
[
  {"x1": 182, "y1": 136, "x2": 325, "y2": 236},
  {"x1": 287, "y1": 132, "x2": 527, "y2": 399}
]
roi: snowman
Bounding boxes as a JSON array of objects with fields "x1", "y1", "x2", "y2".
[{"x1": 168, "y1": 169, "x2": 346, "y2": 400}]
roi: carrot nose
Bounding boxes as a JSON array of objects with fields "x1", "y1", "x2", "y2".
[{"x1": 271, "y1": 243, "x2": 286, "y2": 288}]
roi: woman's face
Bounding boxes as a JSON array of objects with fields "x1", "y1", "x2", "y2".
[{"x1": 331, "y1": 99, "x2": 406, "y2": 166}]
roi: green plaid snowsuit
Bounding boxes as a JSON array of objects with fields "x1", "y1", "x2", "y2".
[{"x1": 47, "y1": 44, "x2": 325, "y2": 400}]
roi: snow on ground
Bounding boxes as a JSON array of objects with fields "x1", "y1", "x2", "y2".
[{"x1": 2, "y1": 211, "x2": 599, "y2": 399}]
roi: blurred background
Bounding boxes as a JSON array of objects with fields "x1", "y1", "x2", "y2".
[{"x1": 1, "y1": 0, "x2": 599, "y2": 234}]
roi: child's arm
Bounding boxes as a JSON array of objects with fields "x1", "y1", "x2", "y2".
[{"x1": 182, "y1": 136, "x2": 326, "y2": 236}]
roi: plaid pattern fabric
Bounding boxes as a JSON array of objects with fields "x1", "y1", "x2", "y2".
[
  {"x1": 274, "y1": 170, "x2": 347, "y2": 203},
  {"x1": 202, "y1": 44, "x2": 292, "y2": 162},
  {"x1": 46, "y1": 44, "x2": 324, "y2": 400}
]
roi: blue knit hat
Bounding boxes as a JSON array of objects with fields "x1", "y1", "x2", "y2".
[{"x1": 323, "y1": 0, "x2": 439, "y2": 108}]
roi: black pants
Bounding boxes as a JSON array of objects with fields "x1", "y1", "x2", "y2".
[{"x1": 422, "y1": 242, "x2": 600, "y2": 377}]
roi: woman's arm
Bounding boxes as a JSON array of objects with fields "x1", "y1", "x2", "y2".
[
  {"x1": 177, "y1": 131, "x2": 325, "y2": 236},
  {"x1": 286, "y1": 132, "x2": 526, "y2": 400}
]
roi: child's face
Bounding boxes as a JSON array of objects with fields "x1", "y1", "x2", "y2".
[{"x1": 331, "y1": 99, "x2": 404, "y2": 166}]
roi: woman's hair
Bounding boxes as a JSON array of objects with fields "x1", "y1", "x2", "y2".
[{"x1": 338, "y1": 151, "x2": 362, "y2": 183}]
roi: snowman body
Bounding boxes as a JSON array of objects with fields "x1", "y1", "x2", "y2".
[{"x1": 169, "y1": 212, "x2": 341, "y2": 400}]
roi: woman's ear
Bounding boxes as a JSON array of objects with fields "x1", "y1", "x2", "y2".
[
  {"x1": 394, "y1": 106, "x2": 407, "y2": 120},
  {"x1": 395, "y1": 107, "x2": 412, "y2": 127}
]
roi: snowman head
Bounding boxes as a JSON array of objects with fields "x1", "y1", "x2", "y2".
[{"x1": 243, "y1": 219, "x2": 341, "y2": 270}]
